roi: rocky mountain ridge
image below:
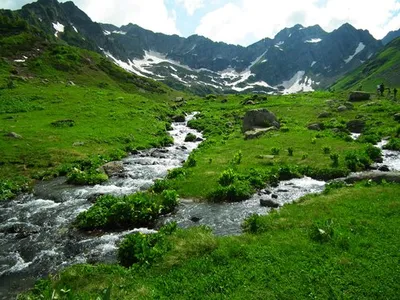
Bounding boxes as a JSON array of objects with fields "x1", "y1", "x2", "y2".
[{"x1": 2, "y1": 0, "x2": 395, "y2": 95}]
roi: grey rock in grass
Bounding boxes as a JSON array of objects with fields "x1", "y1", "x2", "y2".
[
  {"x1": 244, "y1": 127, "x2": 278, "y2": 139},
  {"x1": 346, "y1": 119, "x2": 365, "y2": 133},
  {"x1": 243, "y1": 108, "x2": 280, "y2": 132},
  {"x1": 6, "y1": 132, "x2": 22, "y2": 139},
  {"x1": 260, "y1": 198, "x2": 280, "y2": 208},
  {"x1": 307, "y1": 123, "x2": 324, "y2": 131},
  {"x1": 318, "y1": 112, "x2": 332, "y2": 118},
  {"x1": 100, "y1": 161, "x2": 124, "y2": 176},
  {"x1": 337, "y1": 105, "x2": 347, "y2": 112},
  {"x1": 348, "y1": 91, "x2": 370, "y2": 102}
]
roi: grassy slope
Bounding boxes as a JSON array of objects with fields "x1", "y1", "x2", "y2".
[
  {"x1": 331, "y1": 37, "x2": 400, "y2": 92},
  {"x1": 0, "y1": 41, "x2": 184, "y2": 192},
  {"x1": 166, "y1": 92, "x2": 400, "y2": 199},
  {"x1": 21, "y1": 183, "x2": 400, "y2": 299}
]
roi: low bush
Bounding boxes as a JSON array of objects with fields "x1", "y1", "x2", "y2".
[
  {"x1": 242, "y1": 214, "x2": 267, "y2": 234},
  {"x1": 118, "y1": 222, "x2": 177, "y2": 267},
  {"x1": 75, "y1": 190, "x2": 179, "y2": 230},
  {"x1": 383, "y1": 138, "x2": 400, "y2": 151},
  {"x1": 218, "y1": 168, "x2": 236, "y2": 186},
  {"x1": 167, "y1": 168, "x2": 186, "y2": 179},
  {"x1": 309, "y1": 219, "x2": 335, "y2": 243},
  {"x1": 66, "y1": 168, "x2": 108, "y2": 185},
  {"x1": 208, "y1": 180, "x2": 253, "y2": 203}
]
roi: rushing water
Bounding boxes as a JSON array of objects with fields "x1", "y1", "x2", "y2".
[
  {"x1": 1, "y1": 122, "x2": 399, "y2": 299},
  {"x1": 0, "y1": 113, "x2": 202, "y2": 299}
]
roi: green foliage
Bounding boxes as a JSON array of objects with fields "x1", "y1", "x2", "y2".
[
  {"x1": 218, "y1": 168, "x2": 236, "y2": 186},
  {"x1": 365, "y1": 144, "x2": 382, "y2": 161},
  {"x1": 208, "y1": 180, "x2": 253, "y2": 203},
  {"x1": 330, "y1": 153, "x2": 340, "y2": 167},
  {"x1": 167, "y1": 168, "x2": 186, "y2": 179},
  {"x1": 231, "y1": 150, "x2": 243, "y2": 165},
  {"x1": 75, "y1": 191, "x2": 179, "y2": 230},
  {"x1": 344, "y1": 151, "x2": 371, "y2": 172},
  {"x1": 242, "y1": 214, "x2": 266, "y2": 234},
  {"x1": 383, "y1": 138, "x2": 400, "y2": 150},
  {"x1": 185, "y1": 155, "x2": 197, "y2": 168},
  {"x1": 322, "y1": 146, "x2": 331, "y2": 154},
  {"x1": 270, "y1": 147, "x2": 280, "y2": 155},
  {"x1": 66, "y1": 168, "x2": 108, "y2": 185},
  {"x1": 50, "y1": 119, "x2": 75, "y2": 128},
  {"x1": 0, "y1": 177, "x2": 29, "y2": 201},
  {"x1": 151, "y1": 179, "x2": 171, "y2": 193},
  {"x1": 309, "y1": 219, "x2": 335, "y2": 243},
  {"x1": 118, "y1": 222, "x2": 177, "y2": 267},
  {"x1": 287, "y1": 147, "x2": 294, "y2": 156}
]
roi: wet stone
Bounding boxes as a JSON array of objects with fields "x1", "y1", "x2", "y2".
[
  {"x1": 271, "y1": 194, "x2": 278, "y2": 199},
  {"x1": 260, "y1": 199, "x2": 280, "y2": 208}
]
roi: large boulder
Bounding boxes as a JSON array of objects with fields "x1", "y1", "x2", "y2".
[
  {"x1": 260, "y1": 198, "x2": 280, "y2": 208},
  {"x1": 243, "y1": 109, "x2": 280, "y2": 132},
  {"x1": 100, "y1": 161, "x2": 124, "y2": 176},
  {"x1": 348, "y1": 91, "x2": 370, "y2": 102},
  {"x1": 307, "y1": 123, "x2": 324, "y2": 131},
  {"x1": 346, "y1": 119, "x2": 366, "y2": 133}
]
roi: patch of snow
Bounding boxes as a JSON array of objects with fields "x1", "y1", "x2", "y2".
[
  {"x1": 276, "y1": 41, "x2": 284, "y2": 46},
  {"x1": 113, "y1": 31, "x2": 127, "y2": 35},
  {"x1": 52, "y1": 22, "x2": 65, "y2": 37},
  {"x1": 311, "y1": 61, "x2": 317, "y2": 67},
  {"x1": 38, "y1": 17, "x2": 42, "y2": 22},
  {"x1": 305, "y1": 38, "x2": 322, "y2": 43},
  {"x1": 171, "y1": 73, "x2": 188, "y2": 84},
  {"x1": 72, "y1": 26, "x2": 78, "y2": 33},
  {"x1": 225, "y1": 70, "x2": 253, "y2": 87},
  {"x1": 104, "y1": 51, "x2": 149, "y2": 78},
  {"x1": 274, "y1": 45, "x2": 284, "y2": 51},
  {"x1": 170, "y1": 66, "x2": 177, "y2": 72},
  {"x1": 367, "y1": 53, "x2": 373, "y2": 59},
  {"x1": 104, "y1": 30, "x2": 111, "y2": 36},
  {"x1": 186, "y1": 74, "x2": 198, "y2": 80},
  {"x1": 289, "y1": 33, "x2": 292, "y2": 38},
  {"x1": 261, "y1": 59, "x2": 267, "y2": 63},
  {"x1": 344, "y1": 42, "x2": 365, "y2": 64},
  {"x1": 14, "y1": 59, "x2": 26, "y2": 63},
  {"x1": 185, "y1": 44, "x2": 197, "y2": 54},
  {"x1": 278, "y1": 71, "x2": 315, "y2": 94}
]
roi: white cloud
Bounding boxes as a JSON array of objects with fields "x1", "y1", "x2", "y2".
[
  {"x1": 74, "y1": 0, "x2": 180, "y2": 35},
  {"x1": 195, "y1": 0, "x2": 400, "y2": 45},
  {"x1": 175, "y1": 0, "x2": 204, "y2": 15},
  {"x1": 0, "y1": 0, "x2": 180, "y2": 36}
]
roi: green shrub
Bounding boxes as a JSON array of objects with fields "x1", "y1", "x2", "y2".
[
  {"x1": 383, "y1": 138, "x2": 400, "y2": 151},
  {"x1": 151, "y1": 179, "x2": 170, "y2": 193},
  {"x1": 75, "y1": 191, "x2": 179, "y2": 230},
  {"x1": 344, "y1": 151, "x2": 371, "y2": 172},
  {"x1": 231, "y1": 150, "x2": 243, "y2": 165},
  {"x1": 51, "y1": 119, "x2": 75, "y2": 128},
  {"x1": 0, "y1": 177, "x2": 29, "y2": 201},
  {"x1": 242, "y1": 214, "x2": 266, "y2": 234},
  {"x1": 271, "y1": 147, "x2": 280, "y2": 155},
  {"x1": 277, "y1": 165, "x2": 300, "y2": 181},
  {"x1": 365, "y1": 144, "x2": 382, "y2": 162},
  {"x1": 358, "y1": 133, "x2": 381, "y2": 145},
  {"x1": 208, "y1": 180, "x2": 253, "y2": 203},
  {"x1": 218, "y1": 168, "x2": 236, "y2": 186},
  {"x1": 118, "y1": 222, "x2": 177, "y2": 267},
  {"x1": 185, "y1": 155, "x2": 197, "y2": 167},
  {"x1": 167, "y1": 168, "x2": 186, "y2": 179},
  {"x1": 66, "y1": 168, "x2": 108, "y2": 185},
  {"x1": 309, "y1": 219, "x2": 335, "y2": 243},
  {"x1": 322, "y1": 146, "x2": 331, "y2": 154},
  {"x1": 330, "y1": 153, "x2": 340, "y2": 167}
]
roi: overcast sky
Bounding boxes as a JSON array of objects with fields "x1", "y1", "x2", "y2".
[{"x1": 1, "y1": 0, "x2": 400, "y2": 46}]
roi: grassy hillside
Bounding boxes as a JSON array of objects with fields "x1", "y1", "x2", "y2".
[
  {"x1": 331, "y1": 37, "x2": 400, "y2": 93},
  {"x1": 0, "y1": 16, "x2": 185, "y2": 199},
  {"x1": 21, "y1": 182, "x2": 400, "y2": 299}
]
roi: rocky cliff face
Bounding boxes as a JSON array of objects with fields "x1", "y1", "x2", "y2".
[{"x1": 5, "y1": 0, "x2": 384, "y2": 95}]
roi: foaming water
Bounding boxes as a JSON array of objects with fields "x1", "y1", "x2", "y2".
[
  {"x1": 164, "y1": 177, "x2": 327, "y2": 236},
  {"x1": 0, "y1": 113, "x2": 202, "y2": 299}
]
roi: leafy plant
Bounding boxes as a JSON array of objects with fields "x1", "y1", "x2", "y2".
[
  {"x1": 271, "y1": 147, "x2": 280, "y2": 155},
  {"x1": 287, "y1": 147, "x2": 294, "y2": 156}
]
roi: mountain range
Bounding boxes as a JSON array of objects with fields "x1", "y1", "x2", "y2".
[{"x1": 1, "y1": 0, "x2": 399, "y2": 95}]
